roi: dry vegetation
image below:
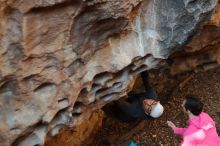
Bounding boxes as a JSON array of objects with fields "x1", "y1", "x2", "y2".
[{"x1": 91, "y1": 67, "x2": 220, "y2": 146}]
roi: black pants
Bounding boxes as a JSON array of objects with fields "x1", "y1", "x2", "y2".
[{"x1": 114, "y1": 71, "x2": 157, "y2": 122}]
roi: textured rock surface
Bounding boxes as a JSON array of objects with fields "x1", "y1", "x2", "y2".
[
  {"x1": 170, "y1": 1, "x2": 220, "y2": 75},
  {"x1": 0, "y1": 0, "x2": 219, "y2": 146},
  {"x1": 45, "y1": 109, "x2": 104, "y2": 146}
]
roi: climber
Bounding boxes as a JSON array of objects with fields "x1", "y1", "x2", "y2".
[
  {"x1": 167, "y1": 96, "x2": 220, "y2": 146},
  {"x1": 113, "y1": 70, "x2": 164, "y2": 122}
]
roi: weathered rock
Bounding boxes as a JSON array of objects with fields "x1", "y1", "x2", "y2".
[
  {"x1": 0, "y1": 0, "x2": 219, "y2": 146},
  {"x1": 170, "y1": 2, "x2": 220, "y2": 75},
  {"x1": 45, "y1": 109, "x2": 104, "y2": 146}
]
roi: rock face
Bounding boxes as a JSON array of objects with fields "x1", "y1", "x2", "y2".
[
  {"x1": 45, "y1": 109, "x2": 104, "y2": 146},
  {"x1": 0, "y1": 0, "x2": 219, "y2": 146},
  {"x1": 170, "y1": 2, "x2": 220, "y2": 75}
]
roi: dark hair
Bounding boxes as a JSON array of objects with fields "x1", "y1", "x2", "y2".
[{"x1": 184, "y1": 95, "x2": 203, "y2": 116}]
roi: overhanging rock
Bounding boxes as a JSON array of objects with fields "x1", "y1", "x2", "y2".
[{"x1": 0, "y1": 0, "x2": 219, "y2": 146}]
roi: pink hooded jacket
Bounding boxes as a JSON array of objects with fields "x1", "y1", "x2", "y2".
[{"x1": 173, "y1": 112, "x2": 220, "y2": 146}]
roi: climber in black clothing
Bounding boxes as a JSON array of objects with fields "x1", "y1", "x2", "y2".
[{"x1": 114, "y1": 71, "x2": 164, "y2": 122}]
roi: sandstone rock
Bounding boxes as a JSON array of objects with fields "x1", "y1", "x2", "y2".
[
  {"x1": 0, "y1": 0, "x2": 219, "y2": 146},
  {"x1": 45, "y1": 110, "x2": 104, "y2": 146},
  {"x1": 170, "y1": 2, "x2": 220, "y2": 75}
]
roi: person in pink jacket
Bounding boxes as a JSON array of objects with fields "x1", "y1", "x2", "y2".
[{"x1": 167, "y1": 96, "x2": 220, "y2": 146}]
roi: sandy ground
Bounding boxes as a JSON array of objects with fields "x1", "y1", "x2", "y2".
[{"x1": 91, "y1": 67, "x2": 220, "y2": 146}]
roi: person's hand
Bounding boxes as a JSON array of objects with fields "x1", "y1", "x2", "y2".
[{"x1": 167, "y1": 121, "x2": 176, "y2": 129}]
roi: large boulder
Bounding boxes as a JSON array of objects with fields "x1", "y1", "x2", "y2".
[{"x1": 0, "y1": 0, "x2": 219, "y2": 145}]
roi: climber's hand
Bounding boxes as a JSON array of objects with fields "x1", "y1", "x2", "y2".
[{"x1": 167, "y1": 121, "x2": 176, "y2": 129}]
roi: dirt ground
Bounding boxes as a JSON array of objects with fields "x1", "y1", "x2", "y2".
[{"x1": 90, "y1": 67, "x2": 220, "y2": 146}]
